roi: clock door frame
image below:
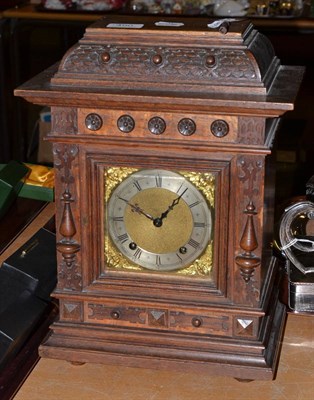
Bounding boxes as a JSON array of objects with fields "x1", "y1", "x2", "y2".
[{"x1": 64, "y1": 145, "x2": 233, "y2": 305}]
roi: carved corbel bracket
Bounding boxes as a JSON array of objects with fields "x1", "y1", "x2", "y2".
[{"x1": 235, "y1": 202, "x2": 261, "y2": 283}]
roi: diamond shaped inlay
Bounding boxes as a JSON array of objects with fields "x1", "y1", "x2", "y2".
[
  {"x1": 65, "y1": 303, "x2": 78, "y2": 313},
  {"x1": 148, "y1": 309, "x2": 167, "y2": 327},
  {"x1": 62, "y1": 301, "x2": 82, "y2": 321},
  {"x1": 150, "y1": 310, "x2": 165, "y2": 321},
  {"x1": 237, "y1": 319, "x2": 253, "y2": 329},
  {"x1": 235, "y1": 318, "x2": 255, "y2": 337}
]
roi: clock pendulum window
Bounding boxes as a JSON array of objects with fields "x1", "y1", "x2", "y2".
[{"x1": 15, "y1": 15, "x2": 304, "y2": 380}]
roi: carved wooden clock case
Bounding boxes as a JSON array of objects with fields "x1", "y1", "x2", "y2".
[{"x1": 15, "y1": 16, "x2": 303, "y2": 380}]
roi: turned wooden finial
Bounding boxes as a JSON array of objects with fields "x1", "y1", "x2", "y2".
[
  {"x1": 235, "y1": 202, "x2": 261, "y2": 282},
  {"x1": 59, "y1": 190, "x2": 76, "y2": 239}
]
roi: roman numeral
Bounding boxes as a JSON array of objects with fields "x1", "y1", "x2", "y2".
[
  {"x1": 134, "y1": 248, "x2": 142, "y2": 259},
  {"x1": 155, "y1": 175, "x2": 163, "y2": 187},
  {"x1": 188, "y1": 238, "x2": 200, "y2": 249},
  {"x1": 133, "y1": 180, "x2": 142, "y2": 191},
  {"x1": 117, "y1": 233, "x2": 128, "y2": 243},
  {"x1": 113, "y1": 216, "x2": 124, "y2": 222},
  {"x1": 156, "y1": 255, "x2": 162, "y2": 266},
  {"x1": 194, "y1": 222, "x2": 205, "y2": 228},
  {"x1": 189, "y1": 200, "x2": 201, "y2": 208}
]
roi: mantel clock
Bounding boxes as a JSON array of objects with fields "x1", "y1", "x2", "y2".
[{"x1": 15, "y1": 16, "x2": 303, "y2": 380}]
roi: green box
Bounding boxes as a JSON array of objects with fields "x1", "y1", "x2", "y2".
[
  {"x1": 0, "y1": 163, "x2": 54, "y2": 212},
  {"x1": 19, "y1": 182, "x2": 54, "y2": 203}
]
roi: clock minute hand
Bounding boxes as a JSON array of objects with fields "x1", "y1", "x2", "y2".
[
  {"x1": 118, "y1": 196, "x2": 154, "y2": 221},
  {"x1": 154, "y1": 188, "x2": 188, "y2": 227}
]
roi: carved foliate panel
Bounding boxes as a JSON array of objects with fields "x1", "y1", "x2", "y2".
[
  {"x1": 51, "y1": 107, "x2": 78, "y2": 135},
  {"x1": 238, "y1": 117, "x2": 265, "y2": 145},
  {"x1": 237, "y1": 155, "x2": 264, "y2": 200}
]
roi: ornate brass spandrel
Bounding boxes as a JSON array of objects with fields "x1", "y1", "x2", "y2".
[
  {"x1": 183, "y1": 171, "x2": 215, "y2": 209},
  {"x1": 105, "y1": 238, "x2": 142, "y2": 272},
  {"x1": 176, "y1": 240, "x2": 213, "y2": 277},
  {"x1": 104, "y1": 167, "x2": 138, "y2": 203},
  {"x1": 103, "y1": 167, "x2": 215, "y2": 278}
]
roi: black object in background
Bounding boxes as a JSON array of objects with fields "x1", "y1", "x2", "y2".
[
  {"x1": 2, "y1": 227, "x2": 57, "y2": 302},
  {"x1": 0, "y1": 226, "x2": 57, "y2": 369}
]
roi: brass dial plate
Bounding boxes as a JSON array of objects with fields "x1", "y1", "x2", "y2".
[
  {"x1": 105, "y1": 168, "x2": 215, "y2": 276},
  {"x1": 124, "y1": 187, "x2": 193, "y2": 255}
]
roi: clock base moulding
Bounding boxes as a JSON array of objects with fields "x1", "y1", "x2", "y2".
[
  {"x1": 39, "y1": 282, "x2": 286, "y2": 381},
  {"x1": 39, "y1": 253, "x2": 286, "y2": 381}
]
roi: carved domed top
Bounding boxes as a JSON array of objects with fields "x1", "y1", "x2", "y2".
[{"x1": 51, "y1": 16, "x2": 280, "y2": 95}]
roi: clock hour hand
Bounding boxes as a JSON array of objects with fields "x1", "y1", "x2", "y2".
[
  {"x1": 154, "y1": 188, "x2": 188, "y2": 227},
  {"x1": 118, "y1": 196, "x2": 154, "y2": 221}
]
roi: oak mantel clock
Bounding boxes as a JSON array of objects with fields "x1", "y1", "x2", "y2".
[{"x1": 15, "y1": 15, "x2": 303, "y2": 380}]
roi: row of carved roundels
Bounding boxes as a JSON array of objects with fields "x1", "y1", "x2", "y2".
[{"x1": 85, "y1": 113, "x2": 230, "y2": 138}]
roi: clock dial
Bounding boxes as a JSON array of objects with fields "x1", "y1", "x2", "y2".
[{"x1": 107, "y1": 169, "x2": 212, "y2": 271}]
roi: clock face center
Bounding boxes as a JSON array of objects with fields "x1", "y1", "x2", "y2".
[{"x1": 124, "y1": 188, "x2": 193, "y2": 254}]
